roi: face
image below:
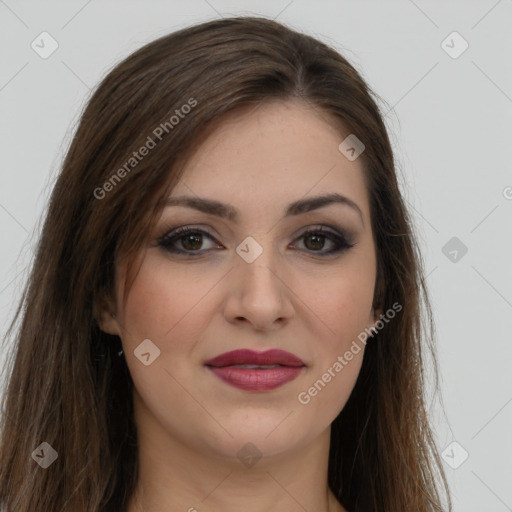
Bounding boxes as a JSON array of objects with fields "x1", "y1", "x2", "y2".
[{"x1": 100, "y1": 99, "x2": 381, "y2": 462}]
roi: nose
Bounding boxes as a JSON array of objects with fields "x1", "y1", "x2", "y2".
[{"x1": 222, "y1": 247, "x2": 295, "y2": 332}]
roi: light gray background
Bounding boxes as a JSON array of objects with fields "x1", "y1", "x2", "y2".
[{"x1": 1, "y1": 1, "x2": 511, "y2": 510}]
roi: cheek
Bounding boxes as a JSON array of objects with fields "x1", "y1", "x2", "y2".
[
  {"x1": 296, "y1": 261, "x2": 376, "y2": 341},
  {"x1": 291, "y1": 259, "x2": 374, "y2": 411},
  {"x1": 120, "y1": 257, "x2": 217, "y2": 343},
  {"x1": 295, "y1": 277, "x2": 369, "y2": 419},
  {"x1": 118, "y1": 259, "x2": 213, "y2": 407}
]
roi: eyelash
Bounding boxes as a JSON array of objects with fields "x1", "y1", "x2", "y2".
[{"x1": 157, "y1": 225, "x2": 355, "y2": 257}]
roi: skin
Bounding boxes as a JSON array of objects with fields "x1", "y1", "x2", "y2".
[{"x1": 99, "y1": 98, "x2": 382, "y2": 512}]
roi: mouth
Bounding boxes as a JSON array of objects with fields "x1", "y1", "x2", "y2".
[{"x1": 204, "y1": 349, "x2": 306, "y2": 391}]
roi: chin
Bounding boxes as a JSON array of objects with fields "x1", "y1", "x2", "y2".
[{"x1": 204, "y1": 416, "x2": 316, "y2": 461}]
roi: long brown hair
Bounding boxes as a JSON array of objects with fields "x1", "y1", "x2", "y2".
[{"x1": 0, "y1": 15, "x2": 451, "y2": 512}]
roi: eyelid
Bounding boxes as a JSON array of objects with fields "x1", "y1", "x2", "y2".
[
  {"x1": 157, "y1": 222, "x2": 354, "y2": 243},
  {"x1": 295, "y1": 223, "x2": 352, "y2": 240},
  {"x1": 157, "y1": 216, "x2": 356, "y2": 236},
  {"x1": 157, "y1": 224, "x2": 219, "y2": 242}
]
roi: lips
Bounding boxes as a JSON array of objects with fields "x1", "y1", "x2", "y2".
[
  {"x1": 204, "y1": 349, "x2": 305, "y2": 368},
  {"x1": 204, "y1": 349, "x2": 305, "y2": 391}
]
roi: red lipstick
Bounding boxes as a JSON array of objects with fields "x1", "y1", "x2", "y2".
[{"x1": 204, "y1": 349, "x2": 305, "y2": 391}]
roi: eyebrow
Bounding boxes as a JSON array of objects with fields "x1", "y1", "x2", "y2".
[{"x1": 164, "y1": 192, "x2": 364, "y2": 226}]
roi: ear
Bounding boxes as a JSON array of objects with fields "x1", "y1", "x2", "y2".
[
  {"x1": 369, "y1": 304, "x2": 383, "y2": 332},
  {"x1": 371, "y1": 270, "x2": 385, "y2": 328},
  {"x1": 93, "y1": 291, "x2": 122, "y2": 336}
]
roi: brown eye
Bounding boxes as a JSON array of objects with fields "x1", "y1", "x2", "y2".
[
  {"x1": 158, "y1": 227, "x2": 220, "y2": 255},
  {"x1": 292, "y1": 227, "x2": 354, "y2": 255},
  {"x1": 158, "y1": 225, "x2": 355, "y2": 257},
  {"x1": 180, "y1": 232, "x2": 203, "y2": 251},
  {"x1": 303, "y1": 232, "x2": 327, "y2": 251}
]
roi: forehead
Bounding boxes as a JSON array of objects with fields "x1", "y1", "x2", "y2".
[{"x1": 170, "y1": 99, "x2": 370, "y2": 224}]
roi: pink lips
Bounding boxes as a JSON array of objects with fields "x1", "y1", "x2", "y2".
[{"x1": 204, "y1": 349, "x2": 305, "y2": 391}]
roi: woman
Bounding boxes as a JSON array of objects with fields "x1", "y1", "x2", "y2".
[{"x1": 0, "y1": 16, "x2": 452, "y2": 512}]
